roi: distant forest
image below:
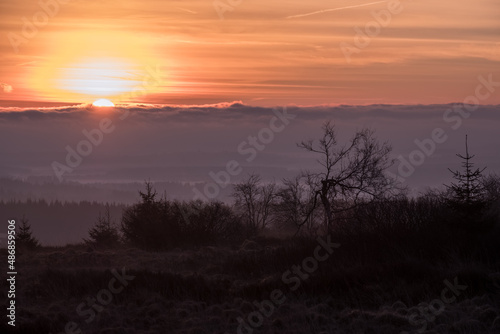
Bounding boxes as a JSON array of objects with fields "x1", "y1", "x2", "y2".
[
  {"x1": 3, "y1": 124, "x2": 499, "y2": 249},
  {"x1": 0, "y1": 199, "x2": 126, "y2": 245},
  {"x1": 0, "y1": 178, "x2": 230, "y2": 245},
  {"x1": 0, "y1": 178, "x2": 211, "y2": 204}
]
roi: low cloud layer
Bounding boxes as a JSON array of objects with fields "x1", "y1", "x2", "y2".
[{"x1": 0, "y1": 103, "x2": 498, "y2": 195}]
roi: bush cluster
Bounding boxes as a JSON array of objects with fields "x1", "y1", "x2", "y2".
[{"x1": 120, "y1": 182, "x2": 246, "y2": 250}]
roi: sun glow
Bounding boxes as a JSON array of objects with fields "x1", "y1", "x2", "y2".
[
  {"x1": 26, "y1": 30, "x2": 165, "y2": 103},
  {"x1": 92, "y1": 99, "x2": 115, "y2": 107},
  {"x1": 57, "y1": 57, "x2": 142, "y2": 97}
]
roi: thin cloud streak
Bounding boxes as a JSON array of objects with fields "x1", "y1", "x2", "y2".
[
  {"x1": 175, "y1": 7, "x2": 197, "y2": 14},
  {"x1": 286, "y1": 1, "x2": 387, "y2": 19}
]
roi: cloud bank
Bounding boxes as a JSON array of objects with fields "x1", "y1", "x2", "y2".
[{"x1": 0, "y1": 103, "x2": 498, "y2": 193}]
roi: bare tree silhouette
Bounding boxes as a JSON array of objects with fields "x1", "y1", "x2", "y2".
[
  {"x1": 233, "y1": 174, "x2": 276, "y2": 233},
  {"x1": 296, "y1": 121, "x2": 398, "y2": 233}
]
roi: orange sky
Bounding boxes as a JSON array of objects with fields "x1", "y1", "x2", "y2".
[{"x1": 0, "y1": 0, "x2": 499, "y2": 106}]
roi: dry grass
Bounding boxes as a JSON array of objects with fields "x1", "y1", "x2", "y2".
[{"x1": 1, "y1": 230, "x2": 499, "y2": 333}]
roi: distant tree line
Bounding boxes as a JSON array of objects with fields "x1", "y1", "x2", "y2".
[
  {"x1": 6, "y1": 122, "x2": 499, "y2": 251},
  {"x1": 83, "y1": 122, "x2": 500, "y2": 251},
  {"x1": 0, "y1": 199, "x2": 126, "y2": 246}
]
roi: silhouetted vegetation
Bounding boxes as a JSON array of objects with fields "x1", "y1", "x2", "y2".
[
  {"x1": 0, "y1": 199, "x2": 126, "y2": 245},
  {"x1": 233, "y1": 174, "x2": 276, "y2": 234},
  {"x1": 84, "y1": 204, "x2": 122, "y2": 248},
  {"x1": 444, "y1": 135, "x2": 492, "y2": 232},
  {"x1": 110, "y1": 125, "x2": 500, "y2": 254},
  {"x1": 121, "y1": 182, "x2": 247, "y2": 250},
  {"x1": 177, "y1": 199, "x2": 245, "y2": 244},
  {"x1": 16, "y1": 216, "x2": 40, "y2": 251},
  {"x1": 296, "y1": 121, "x2": 400, "y2": 233}
]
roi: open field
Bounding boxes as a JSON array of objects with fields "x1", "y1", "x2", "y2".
[{"x1": 2, "y1": 229, "x2": 500, "y2": 334}]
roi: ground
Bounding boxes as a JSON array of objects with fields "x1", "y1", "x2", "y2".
[{"x1": 1, "y1": 235, "x2": 499, "y2": 334}]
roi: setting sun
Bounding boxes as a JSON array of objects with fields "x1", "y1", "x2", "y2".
[
  {"x1": 92, "y1": 98, "x2": 115, "y2": 107},
  {"x1": 21, "y1": 29, "x2": 164, "y2": 104}
]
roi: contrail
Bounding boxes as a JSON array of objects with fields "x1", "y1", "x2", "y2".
[
  {"x1": 176, "y1": 7, "x2": 197, "y2": 14},
  {"x1": 286, "y1": 1, "x2": 387, "y2": 19}
]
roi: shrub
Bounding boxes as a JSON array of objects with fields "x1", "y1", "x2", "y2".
[
  {"x1": 17, "y1": 216, "x2": 40, "y2": 251},
  {"x1": 121, "y1": 182, "x2": 245, "y2": 250},
  {"x1": 175, "y1": 200, "x2": 246, "y2": 244},
  {"x1": 121, "y1": 182, "x2": 180, "y2": 250},
  {"x1": 84, "y1": 204, "x2": 121, "y2": 248}
]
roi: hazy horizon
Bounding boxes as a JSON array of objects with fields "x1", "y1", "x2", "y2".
[{"x1": 1, "y1": 102, "x2": 499, "y2": 203}]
